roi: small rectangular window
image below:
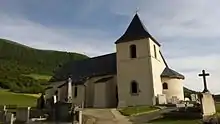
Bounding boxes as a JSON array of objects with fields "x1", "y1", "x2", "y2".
[
  {"x1": 154, "y1": 45, "x2": 157, "y2": 58},
  {"x1": 130, "y1": 45, "x2": 137, "y2": 58},
  {"x1": 74, "y1": 86, "x2": 78, "y2": 98}
]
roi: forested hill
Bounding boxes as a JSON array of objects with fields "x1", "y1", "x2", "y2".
[{"x1": 0, "y1": 38, "x2": 88, "y2": 93}]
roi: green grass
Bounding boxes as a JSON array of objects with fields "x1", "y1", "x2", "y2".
[
  {"x1": 22, "y1": 73, "x2": 52, "y2": 80},
  {"x1": 149, "y1": 118, "x2": 201, "y2": 124},
  {"x1": 0, "y1": 90, "x2": 38, "y2": 107},
  {"x1": 119, "y1": 106, "x2": 159, "y2": 116}
]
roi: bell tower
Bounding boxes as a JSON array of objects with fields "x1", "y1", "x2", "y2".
[{"x1": 115, "y1": 14, "x2": 162, "y2": 107}]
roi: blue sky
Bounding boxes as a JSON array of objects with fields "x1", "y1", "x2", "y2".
[{"x1": 1, "y1": 0, "x2": 220, "y2": 94}]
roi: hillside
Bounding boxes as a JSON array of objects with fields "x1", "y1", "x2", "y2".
[
  {"x1": 0, "y1": 38, "x2": 88, "y2": 93},
  {"x1": 184, "y1": 87, "x2": 198, "y2": 98},
  {"x1": 0, "y1": 38, "x2": 207, "y2": 96}
]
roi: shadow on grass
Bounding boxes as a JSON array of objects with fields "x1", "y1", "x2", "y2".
[
  {"x1": 119, "y1": 106, "x2": 159, "y2": 116},
  {"x1": 149, "y1": 117, "x2": 202, "y2": 124}
]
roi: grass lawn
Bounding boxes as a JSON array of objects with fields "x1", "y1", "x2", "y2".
[
  {"x1": 119, "y1": 106, "x2": 159, "y2": 116},
  {"x1": 0, "y1": 90, "x2": 39, "y2": 107},
  {"x1": 149, "y1": 118, "x2": 201, "y2": 124},
  {"x1": 22, "y1": 73, "x2": 52, "y2": 80}
]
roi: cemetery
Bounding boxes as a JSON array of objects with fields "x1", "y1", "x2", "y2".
[
  {"x1": 0, "y1": 102, "x2": 83, "y2": 124},
  {"x1": 0, "y1": 70, "x2": 220, "y2": 124},
  {"x1": 148, "y1": 70, "x2": 220, "y2": 124},
  {"x1": 0, "y1": 69, "x2": 220, "y2": 124}
]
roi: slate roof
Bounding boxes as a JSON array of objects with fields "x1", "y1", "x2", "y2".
[
  {"x1": 115, "y1": 14, "x2": 160, "y2": 46},
  {"x1": 50, "y1": 14, "x2": 184, "y2": 84},
  {"x1": 94, "y1": 76, "x2": 113, "y2": 83},
  {"x1": 51, "y1": 50, "x2": 184, "y2": 83},
  {"x1": 159, "y1": 51, "x2": 185, "y2": 79},
  {"x1": 161, "y1": 67, "x2": 185, "y2": 79},
  {"x1": 50, "y1": 53, "x2": 117, "y2": 83}
]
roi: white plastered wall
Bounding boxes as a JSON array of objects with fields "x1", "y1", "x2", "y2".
[
  {"x1": 162, "y1": 77, "x2": 184, "y2": 102},
  {"x1": 84, "y1": 74, "x2": 116, "y2": 107},
  {"x1": 72, "y1": 85, "x2": 86, "y2": 106},
  {"x1": 93, "y1": 76, "x2": 117, "y2": 108},
  {"x1": 148, "y1": 38, "x2": 166, "y2": 98},
  {"x1": 116, "y1": 39, "x2": 155, "y2": 107},
  {"x1": 58, "y1": 85, "x2": 67, "y2": 102},
  {"x1": 45, "y1": 81, "x2": 65, "y2": 100}
]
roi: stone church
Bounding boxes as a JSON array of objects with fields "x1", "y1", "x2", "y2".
[{"x1": 45, "y1": 14, "x2": 185, "y2": 108}]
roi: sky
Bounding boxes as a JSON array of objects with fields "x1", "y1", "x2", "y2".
[{"x1": 0, "y1": 0, "x2": 220, "y2": 94}]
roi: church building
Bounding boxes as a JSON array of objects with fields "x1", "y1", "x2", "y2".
[{"x1": 45, "y1": 14, "x2": 185, "y2": 108}]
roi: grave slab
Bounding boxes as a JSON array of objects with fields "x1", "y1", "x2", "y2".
[
  {"x1": 0, "y1": 105, "x2": 6, "y2": 111},
  {"x1": 0, "y1": 110, "x2": 6, "y2": 122},
  {"x1": 176, "y1": 103, "x2": 185, "y2": 108},
  {"x1": 16, "y1": 107, "x2": 30, "y2": 123},
  {"x1": 171, "y1": 96, "x2": 178, "y2": 104},
  {"x1": 200, "y1": 92, "x2": 216, "y2": 117},
  {"x1": 5, "y1": 113, "x2": 14, "y2": 124},
  {"x1": 157, "y1": 94, "x2": 167, "y2": 105},
  {"x1": 191, "y1": 94, "x2": 197, "y2": 102}
]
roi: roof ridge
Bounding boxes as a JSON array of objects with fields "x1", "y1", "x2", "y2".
[
  {"x1": 115, "y1": 14, "x2": 160, "y2": 46},
  {"x1": 159, "y1": 50, "x2": 169, "y2": 67}
]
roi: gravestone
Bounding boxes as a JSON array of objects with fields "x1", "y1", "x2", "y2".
[
  {"x1": 184, "y1": 97, "x2": 190, "y2": 102},
  {"x1": 16, "y1": 107, "x2": 30, "y2": 123},
  {"x1": 0, "y1": 110, "x2": 6, "y2": 122},
  {"x1": 176, "y1": 103, "x2": 185, "y2": 111},
  {"x1": 198, "y1": 70, "x2": 217, "y2": 123},
  {"x1": 186, "y1": 103, "x2": 194, "y2": 107},
  {"x1": 176, "y1": 103, "x2": 185, "y2": 108},
  {"x1": 198, "y1": 70, "x2": 210, "y2": 93},
  {"x1": 52, "y1": 95, "x2": 57, "y2": 104},
  {"x1": 0, "y1": 105, "x2": 6, "y2": 122},
  {"x1": 37, "y1": 93, "x2": 45, "y2": 109},
  {"x1": 54, "y1": 102, "x2": 72, "y2": 122},
  {"x1": 191, "y1": 94, "x2": 198, "y2": 102},
  {"x1": 171, "y1": 96, "x2": 178, "y2": 104},
  {"x1": 5, "y1": 113, "x2": 14, "y2": 124},
  {"x1": 157, "y1": 94, "x2": 167, "y2": 105},
  {"x1": 72, "y1": 105, "x2": 83, "y2": 124},
  {"x1": 0, "y1": 105, "x2": 6, "y2": 111}
]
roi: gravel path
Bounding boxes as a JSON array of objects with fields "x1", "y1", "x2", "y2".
[{"x1": 83, "y1": 108, "x2": 132, "y2": 124}]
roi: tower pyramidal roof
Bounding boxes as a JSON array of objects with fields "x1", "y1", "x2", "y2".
[{"x1": 115, "y1": 13, "x2": 160, "y2": 46}]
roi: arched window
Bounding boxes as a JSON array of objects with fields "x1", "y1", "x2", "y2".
[
  {"x1": 163, "y1": 83, "x2": 168, "y2": 90},
  {"x1": 131, "y1": 81, "x2": 139, "y2": 94},
  {"x1": 74, "y1": 86, "x2": 78, "y2": 98},
  {"x1": 130, "y1": 45, "x2": 137, "y2": 58}
]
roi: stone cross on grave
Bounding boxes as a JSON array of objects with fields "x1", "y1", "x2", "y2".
[{"x1": 198, "y1": 70, "x2": 210, "y2": 93}]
